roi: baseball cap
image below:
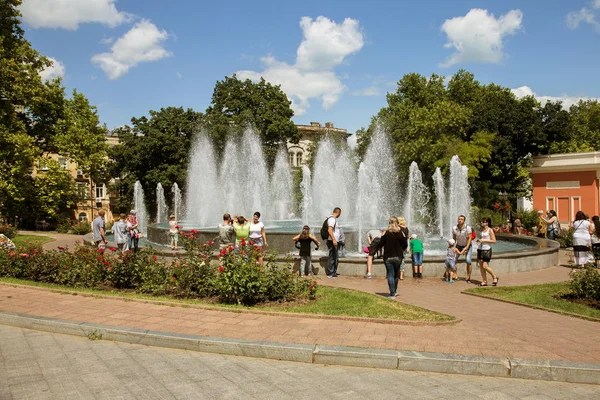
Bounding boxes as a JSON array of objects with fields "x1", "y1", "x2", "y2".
[{"x1": 448, "y1": 238, "x2": 456, "y2": 246}]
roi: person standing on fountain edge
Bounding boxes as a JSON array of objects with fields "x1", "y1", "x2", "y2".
[
  {"x1": 249, "y1": 211, "x2": 268, "y2": 265},
  {"x1": 293, "y1": 225, "x2": 320, "y2": 276},
  {"x1": 409, "y1": 233, "x2": 424, "y2": 278},
  {"x1": 111, "y1": 213, "x2": 128, "y2": 252},
  {"x1": 93, "y1": 210, "x2": 108, "y2": 250},
  {"x1": 452, "y1": 215, "x2": 473, "y2": 283},
  {"x1": 127, "y1": 210, "x2": 140, "y2": 253},
  {"x1": 233, "y1": 215, "x2": 250, "y2": 246},
  {"x1": 321, "y1": 207, "x2": 342, "y2": 278},
  {"x1": 169, "y1": 215, "x2": 181, "y2": 250},
  {"x1": 375, "y1": 217, "x2": 408, "y2": 299}
]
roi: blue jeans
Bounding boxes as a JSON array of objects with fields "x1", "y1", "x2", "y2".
[
  {"x1": 326, "y1": 241, "x2": 338, "y2": 276},
  {"x1": 384, "y1": 257, "x2": 402, "y2": 296},
  {"x1": 412, "y1": 252, "x2": 423, "y2": 265},
  {"x1": 547, "y1": 229, "x2": 556, "y2": 240}
]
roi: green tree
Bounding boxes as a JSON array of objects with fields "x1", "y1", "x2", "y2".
[
  {"x1": 33, "y1": 158, "x2": 80, "y2": 222},
  {"x1": 109, "y1": 107, "x2": 203, "y2": 215},
  {"x1": 550, "y1": 100, "x2": 600, "y2": 153},
  {"x1": 204, "y1": 75, "x2": 300, "y2": 165}
]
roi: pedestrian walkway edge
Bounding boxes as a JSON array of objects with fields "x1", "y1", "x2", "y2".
[{"x1": 1, "y1": 310, "x2": 598, "y2": 385}]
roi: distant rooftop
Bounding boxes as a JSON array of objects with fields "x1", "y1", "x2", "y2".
[{"x1": 296, "y1": 122, "x2": 348, "y2": 135}]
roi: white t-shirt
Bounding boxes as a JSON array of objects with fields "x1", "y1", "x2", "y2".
[
  {"x1": 452, "y1": 224, "x2": 472, "y2": 247},
  {"x1": 169, "y1": 220, "x2": 178, "y2": 233},
  {"x1": 327, "y1": 216, "x2": 341, "y2": 241},
  {"x1": 249, "y1": 221, "x2": 264, "y2": 239}
]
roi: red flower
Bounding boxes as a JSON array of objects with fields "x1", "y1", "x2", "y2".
[
  {"x1": 175, "y1": 225, "x2": 182, "y2": 229},
  {"x1": 152, "y1": 255, "x2": 157, "y2": 261},
  {"x1": 218, "y1": 266, "x2": 225, "y2": 272},
  {"x1": 99, "y1": 249, "x2": 105, "y2": 254},
  {"x1": 108, "y1": 266, "x2": 113, "y2": 271},
  {"x1": 207, "y1": 240, "x2": 214, "y2": 246},
  {"x1": 240, "y1": 237, "x2": 246, "y2": 245},
  {"x1": 493, "y1": 202, "x2": 500, "y2": 210},
  {"x1": 19, "y1": 253, "x2": 29, "y2": 258},
  {"x1": 8, "y1": 252, "x2": 15, "y2": 257},
  {"x1": 171, "y1": 276, "x2": 176, "y2": 281},
  {"x1": 228, "y1": 246, "x2": 234, "y2": 252},
  {"x1": 96, "y1": 257, "x2": 102, "y2": 261},
  {"x1": 219, "y1": 249, "x2": 227, "y2": 257},
  {"x1": 109, "y1": 247, "x2": 117, "y2": 252}
]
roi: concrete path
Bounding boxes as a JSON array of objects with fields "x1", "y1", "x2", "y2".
[
  {"x1": 17, "y1": 231, "x2": 85, "y2": 251},
  {"x1": 1, "y1": 325, "x2": 596, "y2": 400}
]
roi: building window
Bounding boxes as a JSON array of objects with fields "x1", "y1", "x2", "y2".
[
  {"x1": 289, "y1": 152, "x2": 295, "y2": 167},
  {"x1": 296, "y1": 151, "x2": 303, "y2": 166},
  {"x1": 95, "y1": 184, "x2": 105, "y2": 200},
  {"x1": 76, "y1": 182, "x2": 88, "y2": 199},
  {"x1": 78, "y1": 212, "x2": 88, "y2": 223},
  {"x1": 58, "y1": 157, "x2": 68, "y2": 170},
  {"x1": 76, "y1": 163, "x2": 83, "y2": 176}
]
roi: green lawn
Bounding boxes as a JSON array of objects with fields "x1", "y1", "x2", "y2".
[
  {"x1": 12, "y1": 234, "x2": 55, "y2": 248},
  {"x1": 465, "y1": 282, "x2": 600, "y2": 320},
  {"x1": 0, "y1": 277, "x2": 454, "y2": 322}
]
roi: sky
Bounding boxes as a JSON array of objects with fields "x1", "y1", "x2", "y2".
[{"x1": 20, "y1": 0, "x2": 600, "y2": 139}]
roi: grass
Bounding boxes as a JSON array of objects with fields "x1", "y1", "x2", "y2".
[
  {"x1": 12, "y1": 234, "x2": 55, "y2": 248},
  {"x1": 465, "y1": 282, "x2": 600, "y2": 320},
  {"x1": 0, "y1": 277, "x2": 454, "y2": 322}
]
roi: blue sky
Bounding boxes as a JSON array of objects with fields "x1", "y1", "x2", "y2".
[{"x1": 20, "y1": 0, "x2": 600, "y2": 136}]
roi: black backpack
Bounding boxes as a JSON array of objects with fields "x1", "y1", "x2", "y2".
[{"x1": 320, "y1": 217, "x2": 334, "y2": 240}]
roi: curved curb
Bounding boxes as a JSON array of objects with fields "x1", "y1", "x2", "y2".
[
  {"x1": 462, "y1": 290, "x2": 600, "y2": 323},
  {"x1": 0, "y1": 282, "x2": 459, "y2": 327},
  {"x1": 0, "y1": 310, "x2": 598, "y2": 385}
]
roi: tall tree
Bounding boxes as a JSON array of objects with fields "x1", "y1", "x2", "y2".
[
  {"x1": 204, "y1": 75, "x2": 300, "y2": 165},
  {"x1": 109, "y1": 107, "x2": 203, "y2": 215}
]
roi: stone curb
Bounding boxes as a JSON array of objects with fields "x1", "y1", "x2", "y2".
[
  {"x1": 1, "y1": 310, "x2": 598, "y2": 385},
  {"x1": 0, "y1": 281, "x2": 460, "y2": 327},
  {"x1": 462, "y1": 290, "x2": 600, "y2": 323}
]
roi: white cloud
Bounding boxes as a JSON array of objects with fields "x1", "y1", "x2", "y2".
[
  {"x1": 20, "y1": 0, "x2": 132, "y2": 30},
  {"x1": 440, "y1": 8, "x2": 523, "y2": 67},
  {"x1": 566, "y1": 1, "x2": 600, "y2": 32},
  {"x1": 511, "y1": 86, "x2": 599, "y2": 110},
  {"x1": 235, "y1": 16, "x2": 364, "y2": 115},
  {"x1": 352, "y1": 86, "x2": 381, "y2": 97},
  {"x1": 91, "y1": 20, "x2": 172, "y2": 80},
  {"x1": 39, "y1": 57, "x2": 65, "y2": 81},
  {"x1": 100, "y1": 37, "x2": 115, "y2": 45}
]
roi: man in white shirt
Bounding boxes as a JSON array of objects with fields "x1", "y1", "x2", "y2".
[
  {"x1": 326, "y1": 207, "x2": 342, "y2": 278},
  {"x1": 452, "y1": 215, "x2": 473, "y2": 282}
]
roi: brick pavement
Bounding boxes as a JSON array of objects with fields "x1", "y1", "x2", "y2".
[{"x1": 2, "y1": 237, "x2": 599, "y2": 364}]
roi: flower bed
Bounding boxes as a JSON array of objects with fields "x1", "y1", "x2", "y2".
[{"x1": 0, "y1": 231, "x2": 315, "y2": 306}]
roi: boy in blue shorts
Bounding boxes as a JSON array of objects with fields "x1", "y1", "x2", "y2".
[{"x1": 409, "y1": 233, "x2": 424, "y2": 278}]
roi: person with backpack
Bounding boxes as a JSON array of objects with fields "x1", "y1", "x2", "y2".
[
  {"x1": 452, "y1": 215, "x2": 473, "y2": 283},
  {"x1": 321, "y1": 207, "x2": 342, "y2": 278}
]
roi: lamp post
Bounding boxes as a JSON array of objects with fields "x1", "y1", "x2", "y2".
[{"x1": 499, "y1": 190, "x2": 508, "y2": 228}]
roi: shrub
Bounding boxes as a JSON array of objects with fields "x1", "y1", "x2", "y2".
[
  {"x1": 557, "y1": 227, "x2": 574, "y2": 248},
  {"x1": 71, "y1": 221, "x2": 91, "y2": 235},
  {"x1": 569, "y1": 264, "x2": 600, "y2": 301},
  {"x1": 56, "y1": 218, "x2": 72, "y2": 234},
  {"x1": 519, "y1": 209, "x2": 540, "y2": 232},
  {"x1": 0, "y1": 224, "x2": 18, "y2": 239}
]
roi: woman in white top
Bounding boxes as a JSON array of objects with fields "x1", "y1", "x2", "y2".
[
  {"x1": 543, "y1": 210, "x2": 558, "y2": 240},
  {"x1": 477, "y1": 217, "x2": 499, "y2": 286},
  {"x1": 571, "y1": 211, "x2": 595, "y2": 267},
  {"x1": 249, "y1": 211, "x2": 268, "y2": 265}
]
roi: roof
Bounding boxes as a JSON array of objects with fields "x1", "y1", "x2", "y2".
[{"x1": 528, "y1": 151, "x2": 600, "y2": 174}]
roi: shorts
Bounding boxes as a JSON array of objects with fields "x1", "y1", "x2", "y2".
[
  {"x1": 477, "y1": 248, "x2": 492, "y2": 262},
  {"x1": 445, "y1": 260, "x2": 456, "y2": 271},
  {"x1": 412, "y1": 252, "x2": 423, "y2": 265},
  {"x1": 170, "y1": 232, "x2": 179, "y2": 242},
  {"x1": 368, "y1": 237, "x2": 381, "y2": 256},
  {"x1": 456, "y1": 244, "x2": 472, "y2": 264},
  {"x1": 249, "y1": 237, "x2": 264, "y2": 248}
]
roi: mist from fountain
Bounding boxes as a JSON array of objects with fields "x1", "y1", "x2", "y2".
[
  {"x1": 311, "y1": 137, "x2": 357, "y2": 222},
  {"x1": 186, "y1": 135, "x2": 220, "y2": 226},
  {"x1": 300, "y1": 165, "x2": 312, "y2": 224},
  {"x1": 404, "y1": 162, "x2": 431, "y2": 235},
  {"x1": 448, "y1": 155, "x2": 472, "y2": 233},
  {"x1": 171, "y1": 183, "x2": 182, "y2": 221},
  {"x1": 156, "y1": 183, "x2": 168, "y2": 224},
  {"x1": 432, "y1": 167, "x2": 445, "y2": 238},
  {"x1": 133, "y1": 181, "x2": 148, "y2": 237},
  {"x1": 270, "y1": 148, "x2": 294, "y2": 220}
]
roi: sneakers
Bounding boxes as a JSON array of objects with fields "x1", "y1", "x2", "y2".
[
  {"x1": 364, "y1": 273, "x2": 372, "y2": 279},
  {"x1": 449, "y1": 279, "x2": 454, "y2": 284},
  {"x1": 389, "y1": 294, "x2": 397, "y2": 299}
]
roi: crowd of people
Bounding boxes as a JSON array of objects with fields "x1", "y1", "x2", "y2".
[
  {"x1": 537, "y1": 209, "x2": 600, "y2": 267},
  {"x1": 92, "y1": 209, "x2": 141, "y2": 253}
]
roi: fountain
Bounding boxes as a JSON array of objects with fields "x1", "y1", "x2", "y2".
[
  {"x1": 270, "y1": 148, "x2": 294, "y2": 220},
  {"x1": 171, "y1": 183, "x2": 182, "y2": 221},
  {"x1": 156, "y1": 183, "x2": 168, "y2": 224},
  {"x1": 300, "y1": 165, "x2": 312, "y2": 224},
  {"x1": 432, "y1": 167, "x2": 445, "y2": 238},
  {"x1": 448, "y1": 155, "x2": 471, "y2": 233},
  {"x1": 404, "y1": 162, "x2": 431, "y2": 235},
  {"x1": 133, "y1": 180, "x2": 148, "y2": 237}
]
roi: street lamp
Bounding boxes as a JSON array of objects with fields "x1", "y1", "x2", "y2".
[{"x1": 499, "y1": 191, "x2": 508, "y2": 228}]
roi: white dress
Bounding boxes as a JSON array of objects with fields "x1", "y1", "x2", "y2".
[{"x1": 572, "y1": 220, "x2": 592, "y2": 266}]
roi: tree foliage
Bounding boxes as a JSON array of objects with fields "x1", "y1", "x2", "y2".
[
  {"x1": 204, "y1": 75, "x2": 300, "y2": 165},
  {"x1": 109, "y1": 107, "x2": 204, "y2": 215}
]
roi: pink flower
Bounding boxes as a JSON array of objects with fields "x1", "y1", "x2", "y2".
[{"x1": 19, "y1": 253, "x2": 29, "y2": 258}]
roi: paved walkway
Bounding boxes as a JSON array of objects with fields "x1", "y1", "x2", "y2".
[
  {"x1": 2, "y1": 325, "x2": 596, "y2": 400},
  {"x1": 2, "y1": 233, "x2": 599, "y2": 364}
]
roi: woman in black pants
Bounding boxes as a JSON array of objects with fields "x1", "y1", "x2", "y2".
[{"x1": 376, "y1": 217, "x2": 408, "y2": 299}]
